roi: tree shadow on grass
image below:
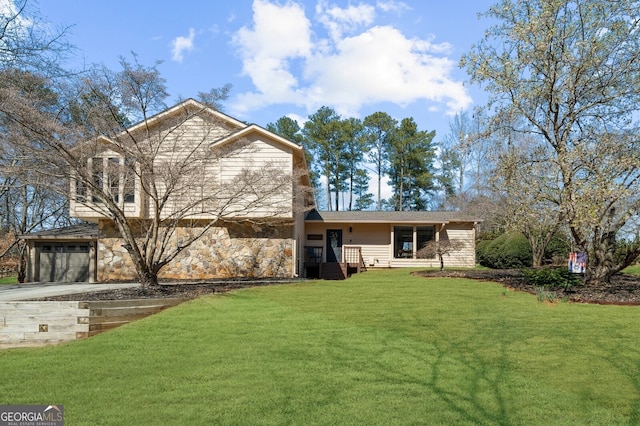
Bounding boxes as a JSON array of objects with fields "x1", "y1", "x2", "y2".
[{"x1": 325, "y1": 329, "x2": 513, "y2": 425}]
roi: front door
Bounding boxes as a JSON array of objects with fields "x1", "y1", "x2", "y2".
[{"x1": 326, "y1": 229, "x2": 343, "y2": 263}]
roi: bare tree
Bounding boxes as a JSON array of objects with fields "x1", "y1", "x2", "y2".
[
  {"x1": 417, "y1": 234, "x2": 466, "y2": 271},
  {"x1": 0, "y1": 0, "x2": 71, "y2": 76},
  {"x1": 0, "y1": 5, "x2": 73, "y2": 279}
]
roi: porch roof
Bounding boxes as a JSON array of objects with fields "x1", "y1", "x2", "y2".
[
  {"x1": 20, "y1": 223, "x2": 99, "y2": 240},
  {"x1": 304, "y1": 210, "x2": 482, "y2": 224}
]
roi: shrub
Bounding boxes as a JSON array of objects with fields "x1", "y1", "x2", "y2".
[
  {"x1": 477, "y1": 232, "x2": 532, "y2": 269},
  {"x1": 523, "y1": 267, "x2": 580, "y2": 290},
  {"x1": 476, "y1": 239, "x2": 492, "y2": 266},
  {"x1": 544, "y1": 233, "x2": 572, "y2": 265}
]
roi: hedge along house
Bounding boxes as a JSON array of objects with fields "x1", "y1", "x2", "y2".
[
  {"x1": 303, "y1": 211, "x2": 481, "y2": 279},
  {"x1": 22, "y1": 99, "x2": 481, "y2": 283},
  {"x1": 23, "y1": 99, "x2": 314, "y2": 283}
]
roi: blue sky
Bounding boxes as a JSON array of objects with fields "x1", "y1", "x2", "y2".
[{"x1": 27, "y1": 0, "x2": 495, "y2": 142}]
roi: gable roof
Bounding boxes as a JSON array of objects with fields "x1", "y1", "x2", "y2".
[
  {"x1": 214, "y1": 124, "x2": 303, "y2": 152},
  {"x1": 74, "y1": 99, "x2": 248, "y2": 154},
  {"x1": 305, "y1": 210, "x2": 482, "y2": 224},
  {"x1": 213, "y1": 124, "x2": 306, "y2": 163},
  {"x1": 125, "y1": 98, "x2": 246, "y2": 134},
  {"x1": 213, "y1": 124, "x2": 313, "y2": 191}
]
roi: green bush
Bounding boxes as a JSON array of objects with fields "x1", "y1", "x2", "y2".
[
  {"x1": 475, "y1": 239, "x2": 492, "y2": 266},
  {"x1": 545, "y1": 233, "x2": 572, "y2": 265},
  {"x1": 476, "y1": 232, "x2": 532, "y2": 269},
  {"x1": 523, "y1": 268, "x2": 580, "y2": 290}
]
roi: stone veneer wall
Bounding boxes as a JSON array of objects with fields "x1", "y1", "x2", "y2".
[{"x1": 97, "y1": 220, "x2": 293, "y2": 281}]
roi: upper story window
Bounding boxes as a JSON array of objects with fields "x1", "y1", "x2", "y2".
[
  {"x1": 86, "y1": 155, "x2": 136, "y2": 204},
  {"x1": 91, "y1": 157, "x2": 103, "y2": 202},
  {"x1": 108, "y1": 157, "x2": 120, "y2": 202},
  {"x1": 123, "y1": 158, "x2": 136, "y2": 203},
  {"x1": 75, "y1": 179, "x2": 87, "y2": 202}
]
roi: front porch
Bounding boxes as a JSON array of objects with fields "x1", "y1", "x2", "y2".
[{"x1": 304, "y1": 246, "x2": 367, "y2": 280}]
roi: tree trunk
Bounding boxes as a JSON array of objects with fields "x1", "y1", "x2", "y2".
[
  {"x1": 138, "y1": 268, "x2": 159, "y2": 287},
  {"x1": 17, "y1": 243, "x2": 27, "y2": 283},
  {"x1": 530, "y1": 242, "x2": 546, "y2": 267},
  {"x1": 439, "y1": 254, "x2": 444, "y2": 271},
  {"x1": 377, "y1": 164, "x2": 382, "y2": 211},
  {"x1": 584, "y1": 231, "x2": 617, "y2": 285}
]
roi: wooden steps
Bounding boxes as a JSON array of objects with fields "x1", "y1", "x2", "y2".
[{"x1": 321, "y1": 263, "x2": 347, "y2": 280}]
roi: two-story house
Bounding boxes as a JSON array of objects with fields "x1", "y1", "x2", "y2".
[{"x1": 22, "y1": 99, "x2": 481, "y2": 283}]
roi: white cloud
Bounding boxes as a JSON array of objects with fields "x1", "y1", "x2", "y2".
[
  {"x1": 171, "y1": 28, "x2": 196, "y2": 63},
  {"x1": 286, "y1": 112, "x2": 307, "y2": 127},
  {"x1": 232, "y1": 0, "x2": 312, "y2": 113},
  {"x1": 316, "y1": 0, "x2": 375, "y2": 41},
  {"x1": 304, "y1": 25, "x2": 469, "y2": 116},
  {"x1": 231, "y1": 0, "x2": 471, "y2": 119},
  {"x1": 376, "y1": 0, "x2": 411, "y2": 13}
]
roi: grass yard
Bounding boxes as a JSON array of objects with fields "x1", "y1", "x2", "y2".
[
  {"x1": 2, "y1": 269, "x2": 640, "y2": 425},
  {"x1": 0, "y1": 275, "x2": 17, "y2": 284},
  {"x1": 624, "y1": 264, "x2": 640, "y2": 276}
]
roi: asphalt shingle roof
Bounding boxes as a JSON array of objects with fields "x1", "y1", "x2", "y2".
[
  {"x1": 304, "y1": 210, "x2": 482, "y2": 223},
  {"x1": 20, "y1": 223, "x2": 99, "y2": 240}
]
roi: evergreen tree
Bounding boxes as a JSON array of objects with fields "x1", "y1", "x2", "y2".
[
  {"x1": 363, "y1": 112, "x2": 396, "y2": 211},
  {"x1": 340, "y1": 117, "x2": 370, "y2": 211},
  {"x1": 302, "y1": 106, "x2": 344, "y2": 210},
  {"x1": 353, "y1": 169, "x2": 374, "y2": 211},
  {"x1": 386, "y1": 118, "x2": 436, "y2": 211}
]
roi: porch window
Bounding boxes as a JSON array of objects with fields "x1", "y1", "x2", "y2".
[
  {"x1": 393, "y1": 225, "x2": 436, "y2": 259},
  {"x1": 417, "y1": 226, "x2": 435, "y2": 258},
  {"x1": 394, "y1": 226, "x2": 414, "y2": 258}
]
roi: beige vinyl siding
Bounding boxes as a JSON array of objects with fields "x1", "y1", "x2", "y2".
[
  {"x1": 151, "y1": 115, "x2": 228, "y2": 219},
  {"x1": 304, "y1": 223, "x2": 391, "y2": 265},
  {"x1": 219, "y1": 137, "x2": 294, "y2": 219},
  {"x1": 72, "y1": 114, "x2": 238, "y2": 221},
  {"x1": 70, "y1": 111, "x2": 304, "y2": 224},
  {"x1": 345, "y1": 223, "x2": 391, "y2": 267},
  {"x1": 439, "y1": 223, "x2": 476, "y2": 267}
]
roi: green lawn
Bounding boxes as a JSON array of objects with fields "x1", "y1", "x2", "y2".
[
  {"x1": 624, "y1": 264, "x2": 640, "y2": 276},
  {"x1": 0, "y1": 276, "x2": 17, "y2": 284},
  {"x1": 2, "y1": 269, "x2": 640, "y2": 425}
]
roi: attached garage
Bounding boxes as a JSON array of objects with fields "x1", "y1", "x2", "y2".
[
  {"x1": 21, "y1": 224, "x2": 98, "y2": 283},
  {"x1": 38, "y1": 243, "x2": 91, "y2": 282}
]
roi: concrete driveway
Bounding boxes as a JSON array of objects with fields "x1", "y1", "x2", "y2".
[{"x1": 0, "y1": 282, "x2": 140, "y2": 301}]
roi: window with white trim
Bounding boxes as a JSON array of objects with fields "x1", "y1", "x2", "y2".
[{"x1": 393, "y1": 225, "x2": 435, "y2": 259}]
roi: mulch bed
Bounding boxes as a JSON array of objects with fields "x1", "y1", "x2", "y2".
[
  {"x1": 37, "y1": 270, "x2": 640, "y2": 306},
  {"x1": 416, "y1": 269, "x2": 640, "y2": 305},
  {"x1": 36, "y1": 280, "x2": 300, "y2": 302}
]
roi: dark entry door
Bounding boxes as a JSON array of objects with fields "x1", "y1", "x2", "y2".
[{"x1": 326, "y1": 229, "x2": 343, "y2": 263}]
